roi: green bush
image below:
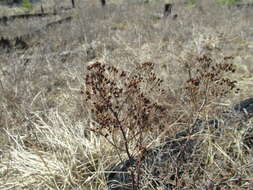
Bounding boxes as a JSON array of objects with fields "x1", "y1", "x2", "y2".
[
  {"x1": 216, "y1": 0, "x2": 241, "y2": 6},
  {"x1": 185, "y1": 0, "x2": 197, "y2": 8},
  {"x1": 22, "y1": 0, "x2": 32, "y2": 12}
]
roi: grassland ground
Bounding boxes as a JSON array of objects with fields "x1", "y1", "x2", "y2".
[{"x1": 1, "y1": 0, "x2": 253, "y2": 189}]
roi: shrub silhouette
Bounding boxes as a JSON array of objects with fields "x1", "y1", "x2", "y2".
[
  {"x1": 83, "y1": 62, "x2": 165, "y2": 189},
  {"x1": 83, "y1": 52, "x2": 238, "y2": 189}
]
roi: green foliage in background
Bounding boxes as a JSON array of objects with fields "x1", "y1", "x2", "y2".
[
  {"x1": 22, "y1": 0, "x2": 32, "y2": 13},
  {"x1": 216, "y1": 0, "x2": 241, "y2": 6},
  {"x1": 185, "y1": 0, "x2": 197, "y2": 8}
]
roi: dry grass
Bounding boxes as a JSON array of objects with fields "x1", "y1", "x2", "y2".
[{"x1": 1, "y1": 0, "x2": 253, "y2": 189}]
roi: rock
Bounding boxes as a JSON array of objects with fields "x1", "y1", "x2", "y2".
[
  {"x1": 234, "y1": 97, "x2": 253, "y2": 117},
  {"x1": 106, "y1": 121, "x2": 201, "y2": 190},
  {"x1": 0, "y1": 37, "x2": 12, "y2": 53},
  {"x1": 105, "y1": 98, "x2": 253, "y2": 190},
  {"x1": 14, "y1": 37, "x2": 28, "y2": 50}
]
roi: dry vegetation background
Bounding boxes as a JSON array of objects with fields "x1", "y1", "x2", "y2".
[{"x1": 1, "y1": 0, "x2": 253, "y2": 189}]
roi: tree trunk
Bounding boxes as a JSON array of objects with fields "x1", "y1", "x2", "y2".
[
  {"x1": 100, "y1": 0, "x2": 106, "y2": 7},
  {"x1": 71, "y1": 0, "x2": 75, "y2": 8},
  {"x1": 41, "y1": 4, "x2": 44, "y2": 13},
  {"x1": 164, "y1": 3, "x2": 172, "y2": 17}
]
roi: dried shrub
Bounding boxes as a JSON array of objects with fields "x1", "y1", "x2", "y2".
[
  {"x1": 181, "y1": 52, "x2": 239, "y2": 119},
  {"x1": 82, "y1": 51, "x2": 240, "y2": 189},
  {"x1": 83, "y1": 61, "x2": 165, "y2": 189}
]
